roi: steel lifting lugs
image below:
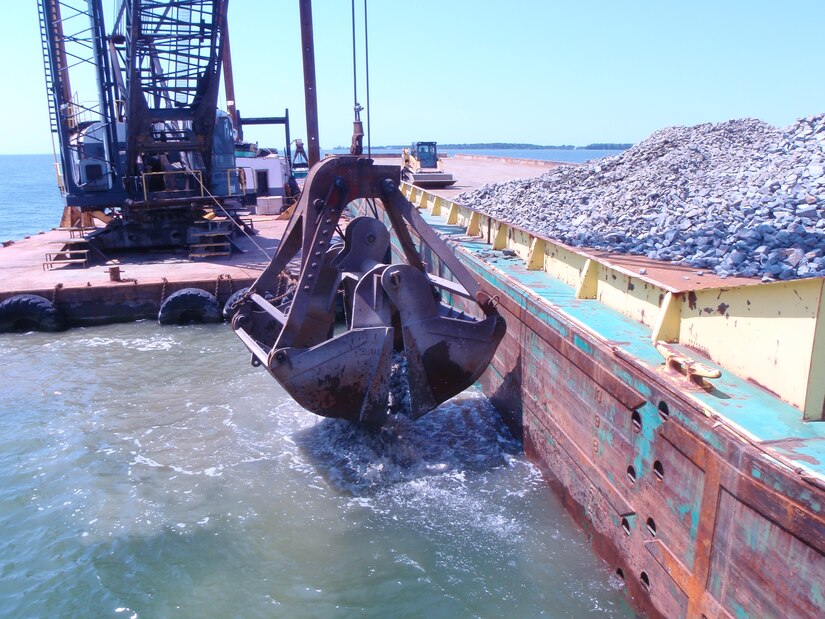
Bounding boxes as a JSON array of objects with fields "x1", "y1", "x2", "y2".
[{"x1": 231, "y1": 156, "x2": 506, "y2": 424}]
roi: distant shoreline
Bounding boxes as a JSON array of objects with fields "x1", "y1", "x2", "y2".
[
  {"x1": 331, "y1": 142, "x2": 633, "y2": 151},
  {"x1": 435, "y1": 142, "x2": 631, "y2": 151}
]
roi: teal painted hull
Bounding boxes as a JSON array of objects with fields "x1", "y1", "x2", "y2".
[{"x1": 375, "y1": 198, "x2": 825, "y2": 619}]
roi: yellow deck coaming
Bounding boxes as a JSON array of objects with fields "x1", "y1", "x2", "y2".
[{"x1": 402, "y1": 168, "x2": 825, "y2": 422}]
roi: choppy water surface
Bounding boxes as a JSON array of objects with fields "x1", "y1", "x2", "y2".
[{"x1": 0, "y1": 323, "x2": 632, "y2": 618}]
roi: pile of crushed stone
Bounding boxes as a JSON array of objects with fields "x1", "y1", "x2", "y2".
[{"x1": 457, "y1": 115, "x2": 825, "y2": 280}]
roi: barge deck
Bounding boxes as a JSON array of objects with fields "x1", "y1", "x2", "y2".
[
  {"x1": 0, "y1": 155, "x2": 564, "y2": 324},
  {"x1": 0, "y1": 215, "x2": 287, "y2": 325}
]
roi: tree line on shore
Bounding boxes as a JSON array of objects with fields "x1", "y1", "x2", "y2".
[
  {"x1": 397, "y1": 142, "x2": 633, "y2": 150},
  {"x1": 330, "y1": 142, "x2": 633, "y2": 151}
]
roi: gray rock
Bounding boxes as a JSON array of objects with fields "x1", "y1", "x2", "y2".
[
  {"x1": 456, "y1": 114, "x2": 825, "y2": 280},
  {"x1": 729, "y1": 250, "x2": 748, "y2": 265},
  {"x1": 786, "y1": 247, "x2": 805, "y2": 267},
  {"x1": 796, "y1": 207, "x2": 819, "y2": 219}
]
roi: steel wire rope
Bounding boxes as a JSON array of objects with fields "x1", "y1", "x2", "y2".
[
  {"x1": 351, "y1": 0, "x2": 378, "y2": 222},
  {"x1": 364, "y1": 0, "x2": 371, "y2": 158},
  {"x1": 189, "y1": 173, "x2": 273, "y2": 261},
  {"x1": 350, "y1": 0, "x2": 371, "y2": 156},
  {"x1": 367, "y1": 198, "x2": 378, "y2": 218},
  {"x1": 351, "y1": 0, "x2": 358, "y2": 121}
]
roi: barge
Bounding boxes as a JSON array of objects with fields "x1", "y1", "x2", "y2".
[
  {"x1": 380, "y1": 177, "x2": 825, "y2": 619},
  {"x1": 0, "y1": 216, "x2": 288, "y2": 327}
]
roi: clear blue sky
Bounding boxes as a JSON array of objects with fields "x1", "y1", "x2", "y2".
[{"x1": 3, "y1": 1, "x2": 824, "y2": 154}]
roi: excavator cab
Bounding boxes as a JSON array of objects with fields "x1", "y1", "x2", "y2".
[
  {"x1": 412, "y1": 142, "x2": 438, "y2": 168},
  {"x1": 401, "y1": 141, "x2": 456, "y2": 188},
  {"x1": 230, "y1": 156, "x2": 505, "y2": 425}
]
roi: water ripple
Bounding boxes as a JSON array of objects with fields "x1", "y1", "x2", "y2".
[{"x1": 0, "y1": 323, "x2": 633, "y2": 618}]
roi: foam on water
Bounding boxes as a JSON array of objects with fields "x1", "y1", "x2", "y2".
[
  {"x1": 294, "y1": 392, "x2": 520, "y2": 494},
  {"x1": 0, "y1": 323, "x2": 632, "y2": 618}
]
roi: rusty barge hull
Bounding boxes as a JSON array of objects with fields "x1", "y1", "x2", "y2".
[{"x1": 364, "y1": 179, "x2": 825, "y2": 619}]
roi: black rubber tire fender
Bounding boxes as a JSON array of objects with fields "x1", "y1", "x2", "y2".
[
  {"x1": 0, "y1": 294, "x2": 65, "y2": 332},
  {"x1": 158, "y1": 288, "x2": 221, "y2": 325},
  {"x1": 222, "y1": 287, "x2": 250, "y2": 322}
]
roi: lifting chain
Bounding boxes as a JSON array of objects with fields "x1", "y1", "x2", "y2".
[
  {"x1": 215, "y1": 273, "x2": 233, "y2": 300},
  {"x1": 229, "y1": 270, "x2": 296, "y2": 314},
  {"x1": 51, "y1": 283, "x2": 63, "y2": 305},
  {"x1": 270, "y1": 270, "x2": 297, "y2": 304}
]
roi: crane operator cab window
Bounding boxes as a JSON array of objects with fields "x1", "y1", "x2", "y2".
[
  {"x1": 211, "y1": 112, "x2": 239, "y2": 195},
  {"x1": 416, "y1": 142, "x2": 437, "y2": 168}
]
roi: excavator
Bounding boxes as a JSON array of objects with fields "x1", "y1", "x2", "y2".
[
  {"x1": 401, "y1": 142, "x2": 456, "y2": 188},
  {"x1": 230, "y1": 156, "x2": 505, "y2": 425}
]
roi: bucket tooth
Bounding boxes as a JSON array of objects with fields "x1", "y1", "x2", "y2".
[
  {"x1": 268, "y1": 326, "x2": 394, "y2": 424},
  {"x1": 381, "y1": 264, "x2": 506, "y2": 418}
]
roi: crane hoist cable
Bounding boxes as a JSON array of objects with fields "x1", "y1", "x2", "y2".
[
  {"x1": 364, "y1": 0, "x2": 371, "y2": 157},
  {"x1": 349, "y1": 0, "x2": 371, "y2": 157}
]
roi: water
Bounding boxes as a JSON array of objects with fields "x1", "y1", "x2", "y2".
[
  {"x1": 0, "y1": 155, "x2": 634, "y2": 617},
  {"x1": 0, "y1": 154, "x2": 64, "y2": 241},
  {"x1": 0, "y1": 323, "x2": 634, "y2": 618}
]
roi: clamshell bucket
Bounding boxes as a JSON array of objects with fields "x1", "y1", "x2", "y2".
[{"x1": 231, "y1": 156, "x2": 505, "y2": 424}]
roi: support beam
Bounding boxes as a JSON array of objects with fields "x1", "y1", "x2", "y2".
[
  {"x1": 298, "y1": 0, "x2": 321, "y2": 167},
  {"x1": 527, "y1": 237, "x2": 545, "y2": 271},
  {"x1": 221, "y1": 12, "x2": 238, "y2": 133},
  {"x1": 652, "y1": 291, "x2": 682, "y2": 344},
  {"x1": 575, "y1": 258, "x2": 599, "y2": 299}
]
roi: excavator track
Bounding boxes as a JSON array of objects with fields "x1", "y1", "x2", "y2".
[
  {"x1": 402, "y1": 171, "x2": 457, "y2": 188},
  {"x1": 231, "y1": 156, "x2": 505, "y2": 425}
]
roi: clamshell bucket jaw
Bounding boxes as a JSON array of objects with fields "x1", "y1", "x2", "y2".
[
  {"x1": 269, "y1": 326, "x2": 395, "y2": 425},
  {"x1": 231, "y1": 156, "x2": 505, "y2": 424},
  {"x1": 382, "y1": 264, "x2": 506, "y2": 418}
]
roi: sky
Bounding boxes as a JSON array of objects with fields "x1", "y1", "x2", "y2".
[{"x1": 2, "y1": 0, "x2": 824, "y2": 154}]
